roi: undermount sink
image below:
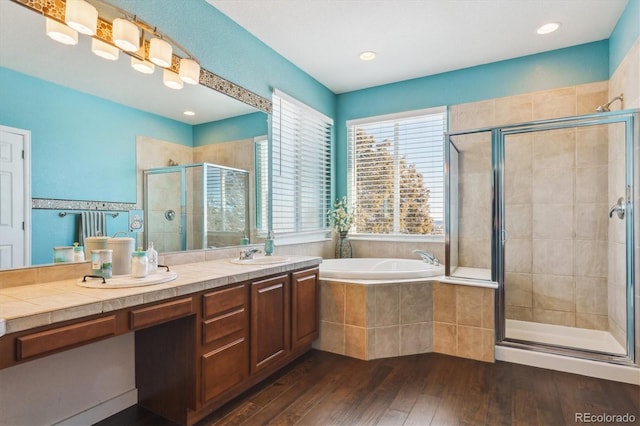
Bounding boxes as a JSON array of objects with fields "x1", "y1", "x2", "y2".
[
  {"x1": 77, "y1": 271, "x2": 178, "y2": 288},
  {"x1": 229, "y1": 256, "x2": 290, "y2": 265}
]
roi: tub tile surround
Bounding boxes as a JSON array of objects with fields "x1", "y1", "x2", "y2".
[{"x1": 315, "y1": 279, "x2": 495, "y2": 363}]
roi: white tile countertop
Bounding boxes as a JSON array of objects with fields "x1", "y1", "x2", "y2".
[{"x1": 0, "y1": 256, "x2": 322, "y2": 337}]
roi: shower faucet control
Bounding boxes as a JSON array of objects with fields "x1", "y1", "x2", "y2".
[{"x1": 609, "y1": 197, "x2": 626, "y2": 220}]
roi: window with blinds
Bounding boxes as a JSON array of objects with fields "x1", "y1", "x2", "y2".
[
  {"x1": 347, "y1": 106, "x2": 446, "y2": 237},
  {"x1": 271, "y1": 89, "x2": 333, "y2": 236}
]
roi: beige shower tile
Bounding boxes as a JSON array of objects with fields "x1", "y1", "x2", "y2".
[
  {"x1": 504, "y1": 204, "x2": 532, "y2": 239},
  {"x1": 433, "y1": 322, "x2": 457, "y2": 356},
  {"x1": 315, "y1": 321, "x2": 345, "y2": 355},
  {"x1": 532, "y1": 239, "x2": 574, "y2": 276},
  {"x1": 450, "y1": 100, "x2": 494, "y2": 131},
  {"x1": 481, "y1": 288, "x2": 495, "y2": 330},
  {"x1": 400, "y1": 282, "x2": 432, "y2": 324},
  {"x1": 505, "y1": 168, "x2": 533, "y2": 204},
  {"x1": 576, "y1": 313, "x2": 608, "y2": 331},
  {"x1": 459, "y1": 238, "x2": 491, "y2": 269},
  {"x1": 532, "y1": 166, "x2": 574, "y2": 205},
  {"x1": 505, "y1": 134, "x2": 533, "y2": 170},
  {"x1": 456, "y1": 286, "x2": 483, "y2": 327},
  {"x1": 320, "y1": 281, "x2": 345, "y2": 323},
  {"x1": 506, "y1": 306, "x2": 533, "y2": 321},
  {"x1": 505, "y1": 239, "x2": 532, "y2": 274},
  {"x1": 533, "y1": 274, "x2": 575, "y2": 312},
  {"x1": 575, "y1": 240, "x2": 608, "y2": 278},
  {"x1": 400, "y1": 322, "x2": 433, "y2": 355},
  {"x1": 457, "y1": 325, "x2": 483, "y2": 361},
  {"x1": 532, "y1": 87, "x2": 577, "y2": 120},
  {"x1": 576, "y1": 166, "x2": 608, "y2": 203},
  {"x1": 533, "y1": 308, "x2": 575, "y2": 327},
  {"x1": 433, "y1": 282, "x2": 456, "y2": 323},
  {"x1": 576, "y1": 277, "x2": 607, "y2": 315},
  {"x1": 505, "y1": 272, "x2": 532, "y2": 308},
  {"x1": 575, "y1": 203, "x2": 608, "y2": 241},
  {"x1": 345, "y1": 284, "x2": 367, "y2": 326},
  {"x1": 576, "y1": 81, "x2": 609, "y2": 115},
  {"x1": 460, "y1": 172, "x2": 492, "y2": 208},
  {"x1": 532, "y1": 204, "x2": 574, "y2": 239},
  {"x1": 374, "y1": 285, "x2": 399, "y2": 326},
  {"x1": 576, "y1": 126, "x2": 608, "y2": 166},
  {"x1": 495, "y1": 94, "x2": 533, "y2": 125},
  {"x1": 533, "y1": 129, "x2": 575, "y2": 169},
  {"x1": 374, "y1": 326, "x2": 400, "y2": 358},
  {"x1": 345, "y1": 325, "x2": 367, "y2": 360},
  {"x1": 460, "y1": 203, "x2": 492, "y2": 239}
]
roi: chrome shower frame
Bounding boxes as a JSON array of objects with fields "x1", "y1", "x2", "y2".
[{"x1": 445, "y1": 109, "x2": 638, "y2": 366}]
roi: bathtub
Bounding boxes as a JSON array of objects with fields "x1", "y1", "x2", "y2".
[{"x1": 319, "y1": 258, "x2": 444, "y2": 282}]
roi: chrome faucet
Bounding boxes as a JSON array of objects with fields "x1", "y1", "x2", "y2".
[
  {"x1": 239, "y1": 248, "x2": 261, "y2": 260},
  {"x1": 412, "y1": 249, "x2": 440, "y2": 266}
]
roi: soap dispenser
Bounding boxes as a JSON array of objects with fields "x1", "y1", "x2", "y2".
[
  {"x1": 264, "y1": 231, "x2": 274, "y2": 256},
  {"x1": 147, "y1": 242, "x2": 158, "y2": 274}
]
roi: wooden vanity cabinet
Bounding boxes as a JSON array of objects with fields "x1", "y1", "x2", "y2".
[
  {"x1": 250, "y1": 274, "x2": 291, "y2": 374},
  {"x1": 199, "y1": 284, "x2": 249, "y2": 405},
  {"x1": 291, "y1": 267, "x2": 320, "y2": 351}
]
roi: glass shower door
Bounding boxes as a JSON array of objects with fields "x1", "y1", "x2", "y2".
[
  {"x1": 144, "y1": 168, "x2": 185, "y2": 253},
  {"x1": 499, "y1": 112, "x2": 636, "y2": 364}
]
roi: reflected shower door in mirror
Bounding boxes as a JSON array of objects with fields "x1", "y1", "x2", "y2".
[{"x1": 144, "y1": 163, "x2": 250, "y2": 253}]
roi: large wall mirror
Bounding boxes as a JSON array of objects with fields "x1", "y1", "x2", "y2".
[{"x1": 0, "y1": 0, "x2": 271, "y2": 269}]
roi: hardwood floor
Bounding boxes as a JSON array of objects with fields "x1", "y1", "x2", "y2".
[{"x1": 96, "y1": 350, "x2": 639, "y2": 426}]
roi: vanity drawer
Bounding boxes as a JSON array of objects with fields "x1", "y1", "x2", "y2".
[
  {"x1": 17, "y1": 315, "x2": 117, "y2": 360},
  {"x1": 130, "y1": 297, "x2": 194, "y2": 330},
  {"x1": 202, "y1": 308, "x2": 246, "y2": 346},
  {"x1": 203, "y1": 284, "x2": 246, "y2": 318}
]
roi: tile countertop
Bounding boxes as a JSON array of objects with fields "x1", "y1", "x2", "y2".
[{"x1": 0, "y1": 256, "x2": 322, "y2": 337}]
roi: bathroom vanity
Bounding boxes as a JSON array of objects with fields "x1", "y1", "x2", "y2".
[{"x1": 0, "y1": 256, "x2": 321, "y2": 425}]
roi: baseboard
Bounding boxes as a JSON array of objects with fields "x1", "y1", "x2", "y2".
[
  {"x1": 54, "y1": 388, "x2": 138, "y2": 426},
  {"x1": 495, "y1": 346, "x2": 640, "y2": 385}
]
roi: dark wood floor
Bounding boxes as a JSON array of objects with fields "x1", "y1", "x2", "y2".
[{"x1": 96, "y1": 350, "x2": 639, "y2": 426}]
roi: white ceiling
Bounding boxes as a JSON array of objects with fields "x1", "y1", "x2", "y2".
[{"x1": 208, "y1": 0, "x2": 629, "y2": 94}]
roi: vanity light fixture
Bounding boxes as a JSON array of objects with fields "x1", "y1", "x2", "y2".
[
  {"x1": 149, "y1": 37, "x2": 172, "y2": 67},
  {"x1": 537, "y1": 22, "x2": 561, "y2": 35},
  {"x1": 113, "y1": 18, "x2": 140, "y2": 52},
  {"x1": 65, "y1": 0, "x2": 98, "y2": 36},
  {"x1": 91, "y1": 38, "x2": 119, "y2": 60},
  {"x1": 45, "y1": 18, "x2": 79, "y2": 45},
  {"x1": 163, "y1": 69, "x2": 184, "y2": 90},
  {"x1": 131, "y1": 56, "x2": 155, "y2": 74},
  {"x1": 179, "y1": 58, "x2": 200, "y2": 85},
  {"x1": 359, "y1": 51, "x2": 377, "y2": 61}
]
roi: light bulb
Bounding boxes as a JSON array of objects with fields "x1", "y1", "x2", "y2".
[
  {"x1": 46, "y1": 18, "x2": 78, "y2": 45},
  {"x1": 179, "y1": 58, "x2": 200, "y2": 85},
  {"x1": 113, "y1": 18, "x2": 139, "y2": 52},
  {"x1": 65, "y1": 0, "x2": 98, "y2": 36},
  {"x1": 149, "y1": 38, "x2": 172, "y2": 67},
  {"x1": 131, "y1": 57, "x2": 155, "y2": 74},
  {"x1": 163, "y1": 69, "x2": 183, "y2": 90},
  {"x1": 91, "y1": 39, "x2": 119, "y2": 61}
]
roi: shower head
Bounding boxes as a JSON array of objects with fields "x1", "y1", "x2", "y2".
[{"x1": 595, "y1": 94, "x2": 624, "y2": 112}]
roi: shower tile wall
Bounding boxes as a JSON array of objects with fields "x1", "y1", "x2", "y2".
[{"x1": 449, "y1": 81, "x2": 610, "y2": 330}]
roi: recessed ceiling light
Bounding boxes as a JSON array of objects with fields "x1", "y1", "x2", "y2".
[
  {"x1": 359, "y1": 51, "x2": 377, "y2": 61},
  {"x1": 537, "y1": 22, "x2": 561, "y2": 35},
  {"x1": 184, "y1": 110, "x2": 195, "y2": 116}
]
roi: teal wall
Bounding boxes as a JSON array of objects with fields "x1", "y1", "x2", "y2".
[
  {"x1": 609, "y1": 0, "x2": 640, "y2": 76},
  {"x1": 333, "y1": 41, "x2": 611, "y2": 197},
  {"x1": 193, "y1": 112, "x2": 268, "y2": 146}
]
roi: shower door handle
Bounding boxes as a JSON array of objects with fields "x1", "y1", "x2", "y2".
[{"x1": 608, "y1": 197, "x2": 625, "y2": 219}]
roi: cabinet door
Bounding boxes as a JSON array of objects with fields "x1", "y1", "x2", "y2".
[
  {"x1": 201, "y1": 338, "x2": 247, "y2": 403},
  {"x1": 291, "y1": 268, "x2": 319, "y2": 351},
  {"x1": 250, "y1": 274, "x2": 290, "y2": 374}
]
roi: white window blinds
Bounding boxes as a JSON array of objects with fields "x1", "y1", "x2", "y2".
[
  {"x1": 347, "y1": 107, "x2": 446, "y2": 236},
  {"x1": 271, "y1": 89, "x2": 333, "y2": 235}
]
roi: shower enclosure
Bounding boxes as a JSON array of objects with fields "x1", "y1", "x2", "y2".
[
  {"x1": 144, "y1": 163, "x2": 250, "y2": 253},
  {"x1": 446, "y1": 109, "x2": 638, "y2": 365}
]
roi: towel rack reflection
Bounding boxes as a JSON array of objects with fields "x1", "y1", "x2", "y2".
[{"x1": 58, "y1": 211, "x2": 120, "y2": 218}]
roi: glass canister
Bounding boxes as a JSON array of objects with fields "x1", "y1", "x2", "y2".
[
  {"x1": 91, "y1": 249, "x2": 113, "y2": 278},
  {"x1": 131, "y1": 250, "x2": 148, "y2": 278}
]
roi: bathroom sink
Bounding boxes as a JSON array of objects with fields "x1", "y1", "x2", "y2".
[
  {"x1": 229, "y1": 256, "x2": 290, "y2": 265},
  {"x1": 77, "y1": 271, "x2": 178, "y2": 288}
]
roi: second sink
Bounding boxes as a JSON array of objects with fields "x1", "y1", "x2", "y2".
[{"x1": 230, "y1": 256, "x2": 290, "y2": 265}]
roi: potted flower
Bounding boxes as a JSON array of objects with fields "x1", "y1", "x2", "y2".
[{"x1": 327, "y1": 196, "x2": 355, "y2": 258}]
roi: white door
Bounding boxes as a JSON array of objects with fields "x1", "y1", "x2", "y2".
[{"x1": 0, "y1": 125, "x2": 31, "y2": 268}]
